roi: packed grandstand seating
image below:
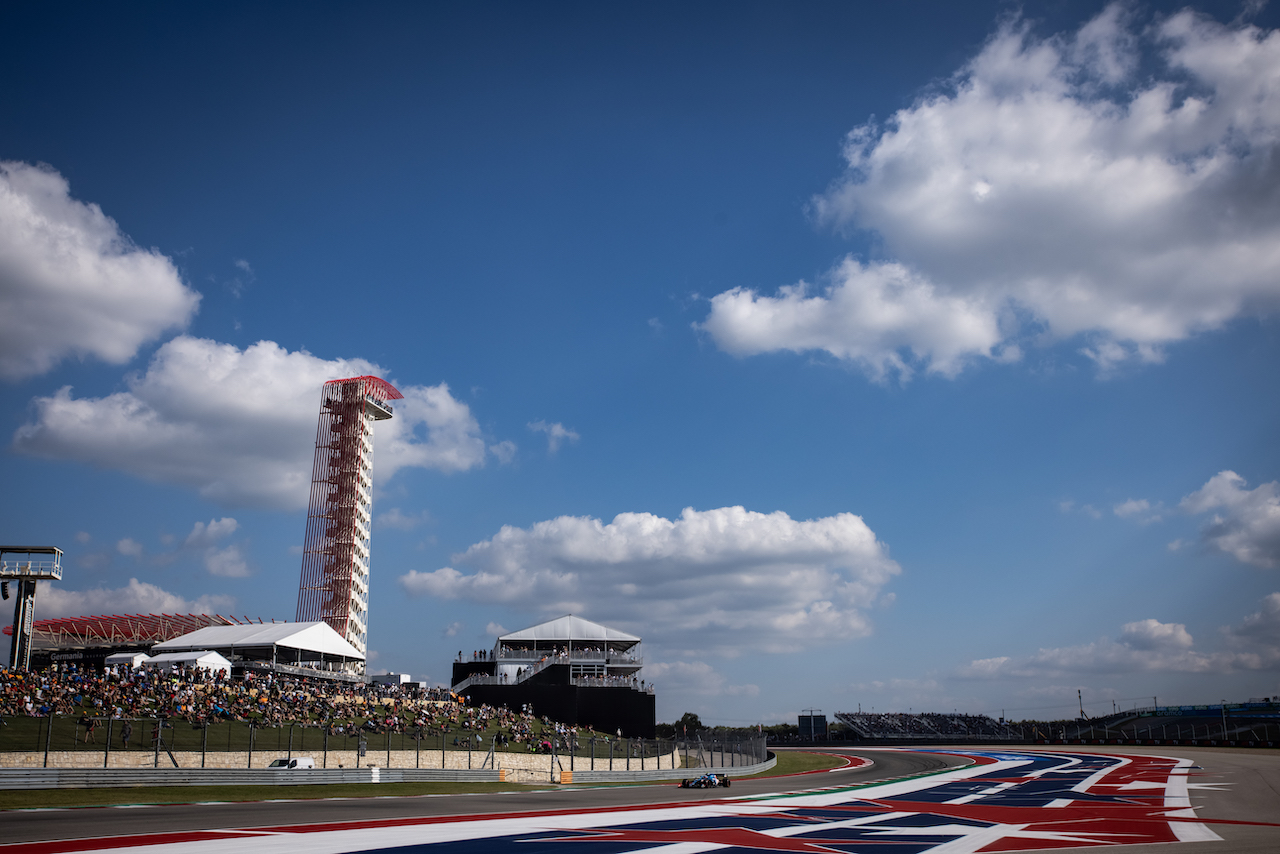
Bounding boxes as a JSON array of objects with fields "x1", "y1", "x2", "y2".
[
  {"x1": 0, "y1": 661, "x2": 495, "y2": 734},
  {"x1": 836, "y1": 711, "x2": 1009, "y2": 740}
]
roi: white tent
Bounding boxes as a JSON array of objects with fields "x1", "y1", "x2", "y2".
[
  {"x1": 151, "y1": 621, "x2": 363, "y2": 659},
  {"x1": 146, "y1": 649, "x2": 232, "y2": 675},
  {"x1": 498, "y1": 615, "x2": 639, "y2": 646},
  {"x1": 151, "y1": 621, "x2": 363, "y2": 678},
  {"x1": 104, "y1": 651, "x2": 151, "y2": 668}
]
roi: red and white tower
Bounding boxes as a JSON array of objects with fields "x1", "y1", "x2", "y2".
[{"x1": 296, "y1": 375, "x2": 402, "y2": 657}]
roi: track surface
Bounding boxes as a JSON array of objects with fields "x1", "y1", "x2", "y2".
[
  {"x1": 0, "y1": 750, "x2": 953, "y2": 844},
  {"x1": 1, "y1": 745, "x2": 1277, "y2": 852}
]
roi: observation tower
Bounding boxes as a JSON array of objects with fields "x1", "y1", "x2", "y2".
[{"x1": 295, "y1": 375, "x2": 402, "y2": 658}]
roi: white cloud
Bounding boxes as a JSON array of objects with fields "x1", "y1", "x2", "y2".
[
  {"x1": 442, "y1": 622, "x2": 464, "y2": 638},
  {"x1": 203, "y1": 544, "x2": 249, "y2": 578},
  {"x1": 12, "y1": 336, "x2": 499, "y2": 508},
  {"x1": 528, "y1": 420, "x2": 580, "y2": 453},
  {"x1": 701, "y1": 258, "x2": 1002, "y2": 381},
  {"x1": 1180, "y1": 471, "x2": 1280, "y2": 568},
  {"x1": 485, "y1": 622, "x2": 507, "y2": 636},
  {"x1": 960, "y1": 618, "x2": 1212, "y2": 678},
  {"x1": 705, "y1": 6, "x2": 1280, "y2": 380},
  {"x1": 34, "y1": 578, "x2": 235, "y2": 619},
  {"x1": 1222, "y1": 593, "x2": 1280, "y2": 669},
  {"x1": 489, "y1": 440, "x2": 517, "y2": 465},
  {"x1": 644, "y1": 661, "x2": 759, "y2": 697},
  {"x1": 398, "y1": 505, "x2": 900, "y2": 655},
  {"x1": 0, "y1": 161, "x2": 200, "y2": 381},
  {"x1": 115, "y1": 538, "x2": 143, "y2": 558},
  {"x1": 185, "y1": 517, "x2": 239, "y2": 547},
  {"x1": 1113, "y1": 498, "x2": 1162, "y2": 523},
  {"x1": 1113, "y1": 499, "x2": 1150, "y2": 518}
]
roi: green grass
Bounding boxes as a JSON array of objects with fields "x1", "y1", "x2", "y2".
[
  {"x1": 739, "y1": 750, "x2": 846, "y2": 777},
  {"x1": 0, "y1": 781, "x2": 538, "y2": 810}
]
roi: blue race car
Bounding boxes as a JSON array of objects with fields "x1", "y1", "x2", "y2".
[{"x1": 679, "y1": 773, "x2": 730, "y2": 788}]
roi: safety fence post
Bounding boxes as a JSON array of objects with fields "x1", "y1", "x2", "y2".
[
  {"x1": 42, "y1": 711, "x2": 52, "y2": 768},
  {"x1": 103, "y1": 719, "x2": 113, "y2": 768}
]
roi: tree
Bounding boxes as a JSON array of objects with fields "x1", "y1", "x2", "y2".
[{"x1": 677, "y1": 712, "x2": 703, "y2": 734}]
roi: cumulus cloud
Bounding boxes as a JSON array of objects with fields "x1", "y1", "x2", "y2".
[
  {"x1": 960, "y1": 618, "x2": 1212, "y2": 678},
  {"x1": 115, "y1": 538, "x2": 143, "y2": 558},
  {"x1": 398, "y1": 505, "x2": 900, "y2": 655},
  {"x1": 1114, "y1": 498, "x2": 1162, "y2": 523},
  {"x1": 1113, "y1": 499, "x2": 1150, "y2": 518},
  {"x1": 185, "y1": 517, "x2": 239, "y2": 547},
  {"x1": 12, "y1": 336, "x2": 501, "y2": 508},
  {"x1": 701, "y1": 258, "x2": 1003, "y2": 381},
  {"x1": 489, "y1": 440, "x2": 517, "y2": 465},
  {"x1": 1221, "y1": 593, "x2": 1280, "y2": 669},
  {"x1": 644, "y1": 661, "x2": 759, "y2": 698},
  {"x1": 203, "y1": 544, "x2": 249, "y2": 578},
  {"x1": 34, "y1": 578, "x2": 235, "y2": 620},
  {"x1": 704, "y1": 5, "x2": 1280, "y2": 380},
  {"x1": 1180, "y1": 471, "x2": 1280, "y2": 568},
  {"x1": 0, "y1": 161, "x2": 200, "y2": 381},
  {"x1": 528, "y1": 420, "x2": 580, "y2": 453}
]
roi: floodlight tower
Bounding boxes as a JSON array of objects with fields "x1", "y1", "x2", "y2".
[
  {"x1": 295, "y1": 376, "x2": 402, "y2": 657},
  {"x1": 0, "y1": 546, "x2": 63, "y2": 669}
]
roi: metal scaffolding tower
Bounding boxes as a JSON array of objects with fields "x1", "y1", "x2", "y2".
[
  {"x1": 1, "y1": 546, "x2": 63, "y2": 669},
  {"x1": 295, "y1": 375, "x2": 402, "y2": 658}
]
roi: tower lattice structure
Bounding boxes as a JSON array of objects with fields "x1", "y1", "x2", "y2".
[{"x1": 296, "y1": 375, "x2": 402, "y2": 656}]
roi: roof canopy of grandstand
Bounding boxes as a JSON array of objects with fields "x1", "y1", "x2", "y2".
[
  {"x1": 498, "y1": 615, "x2": 639, "y2": 650},
  {"x1": 7, "y1": 613, "x2": 267, "y2": 650},
  {"x1": 152, "y1": 621, "x2": 364, "y2": 682}
]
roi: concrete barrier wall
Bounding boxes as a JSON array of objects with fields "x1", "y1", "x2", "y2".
[
  {"x1": 568, "y1": 754, "x2": 776, "y2": 784},
  {"x1": 0, "y1": 767, "x2": 503, "y2": 789},
  {"x1": 0, "y1": 747, "x2": 686, "y2": 785}
]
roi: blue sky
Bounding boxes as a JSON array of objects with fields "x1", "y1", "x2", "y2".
[{"x1": 3, "y1": 0, "x2": 1280, "y2": 725}]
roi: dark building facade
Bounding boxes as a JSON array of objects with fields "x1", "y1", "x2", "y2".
[{"x1": 450, "y1": 615, "x2": 655, "y2": 738}]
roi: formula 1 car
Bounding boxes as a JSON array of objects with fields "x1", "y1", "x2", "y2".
[{"x1": 679, "y1": 773, "x2": 730, "y2": 788}]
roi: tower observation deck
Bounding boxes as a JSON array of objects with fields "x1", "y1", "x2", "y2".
[{"x1": 295, "y1": 375, "x2": 402, "y2": 658}]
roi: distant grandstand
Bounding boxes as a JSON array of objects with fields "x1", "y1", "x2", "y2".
[
  {"x1": 837, "y1": 711, "x2": 1012, "y2": 741},
  {"x1": 835, "y1": 699, "x2": 1280, "y2": 745}
]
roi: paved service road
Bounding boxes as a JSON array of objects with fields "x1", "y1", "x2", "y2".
[
  {"x1": 0, "y1": 748, "x2": 958, "y2": 845},
  {"x1": 2, "y1": 746, "x2": 1277, "y2": 852}
]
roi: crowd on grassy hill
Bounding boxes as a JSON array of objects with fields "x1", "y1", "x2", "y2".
[{"x1": 0, "y1": 663, "x2": 611, "y2": 752}]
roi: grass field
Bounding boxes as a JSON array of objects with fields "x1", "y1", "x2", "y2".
[{"x1": 0, "y1": 751, "x2": 847, "y2": 809}]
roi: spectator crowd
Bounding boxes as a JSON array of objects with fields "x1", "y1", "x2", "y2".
[{"x1": 0, "y1": 663, "x2": 623, "y2": 754}]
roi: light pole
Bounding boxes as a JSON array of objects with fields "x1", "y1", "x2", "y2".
[{"x1": 1222, "y1": 701, "x2": 1229, "y2": 741}]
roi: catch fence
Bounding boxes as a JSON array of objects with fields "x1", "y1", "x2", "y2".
[{"x1": 0, "y1": 715, "x2": 767, "y2": 773}]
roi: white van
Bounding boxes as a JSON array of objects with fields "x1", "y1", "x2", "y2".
[{"x1": 268, "y1": 757, "x2": 315, "y2": 769}]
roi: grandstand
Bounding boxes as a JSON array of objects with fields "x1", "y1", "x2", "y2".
[
  {"x1": 836, "y1": 698, "x2": 1280, "y2": 745},
  {"x1": 837, "y1": 711, "x2": 1011, "y2": 741},
  {"x1": 2, "y1": 613, "x2": 268, "y2": 670}
]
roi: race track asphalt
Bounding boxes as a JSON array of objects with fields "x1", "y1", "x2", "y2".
[
  {"x1": 0, "y1": 748, "x2": 958, "y2": 845},
  {"x1": 2, "y1": 745, "x2": 1277, "y2": 852}
]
